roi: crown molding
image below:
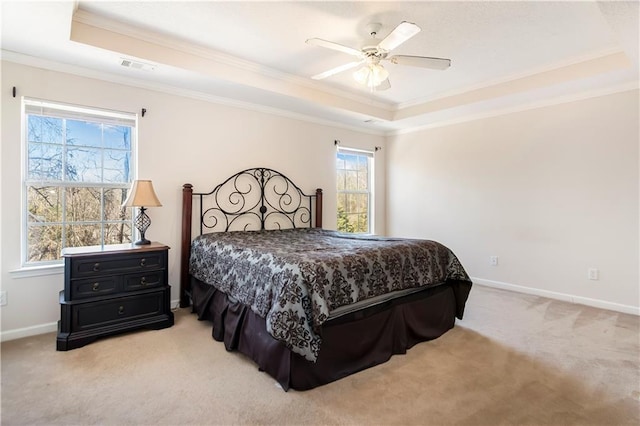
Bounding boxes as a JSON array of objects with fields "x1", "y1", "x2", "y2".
[
  {"x1": 6, "y1": 48, "x2": 634, "y2": 138},
  {"x1": 1, "y1": 50, "x2": 386, "y2": 137},
  {"x1": 72, "y1": 8, "x2": 393, "y2": 113},
  {"x1": 388, "y1": 80, "x2": 639, "y2": 136},
  {"x1": 397, "y1": 46, "x2": 627, "y2": 110},
  {"x1": 5, "y1": 45, "x2": 635, "y2": 139}
]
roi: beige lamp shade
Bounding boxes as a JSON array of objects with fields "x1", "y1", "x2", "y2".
[{"x1": 122, "y1": 180, "x2": 162, "y2": 208}]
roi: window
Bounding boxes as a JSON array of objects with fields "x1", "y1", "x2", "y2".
[
  {"x1": 23, "y1": 99, "x2": 136, "y2": 265},
  {"x1": 336, "y1": 148, "x2": 374, "y2": 233}
]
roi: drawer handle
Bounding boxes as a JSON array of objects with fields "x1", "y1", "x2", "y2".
[
  {"x1": 118, "y1": 306, "x2": 125, "y2": 315},
  {"x1": 93, "y1": 263, "x2": 100, "y2": 272},
  {"x1": 140, "y1": 276, "x2": 147, "y2": 286},
  {"x1": 92, "y1": 283, "x2": 100, "y2": 291},
  {"x1": 140, "y1": 258, "x2": 146, "y2": 267}
]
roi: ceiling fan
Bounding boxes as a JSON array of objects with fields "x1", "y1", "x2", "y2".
[{"x1": 306, "y1": 21, "x2": 451, "y2": 91}]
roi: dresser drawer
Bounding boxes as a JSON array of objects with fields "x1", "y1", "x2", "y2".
[
  {"x1": 123, "y1": 271, "x2": 164, "y2": 291},
  {"x1": 73, "y1": 292, "x2": 165, "y2": 331},
  {"x1": 70, "y1": 276, "x2": 119, "y2": 300},
  {"x1": 70, "y1": 252, "x2": 165, "y2": 278}
]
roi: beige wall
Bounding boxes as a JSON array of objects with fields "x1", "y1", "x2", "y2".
[
  {"x1": 0, "y1": 61, "x2": 385, "y2": 337},
  {"x1": 386, "y1": 89, "x2": 639, "y2": 313},
  {"x1": 2, "y1": 59, "x2": 637, "y2": 339}
]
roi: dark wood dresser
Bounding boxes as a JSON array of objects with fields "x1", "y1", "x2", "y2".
[{"x1": 57, "y1": 242, "x2": 174, "y2": 351}]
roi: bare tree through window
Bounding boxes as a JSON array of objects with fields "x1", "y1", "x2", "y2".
[
  {"x1": 336, "y1": 149, "x2": 373, "y2": 233},
  {"x1": 24, "y1": 100, "x2": 135, "y2": 264}
]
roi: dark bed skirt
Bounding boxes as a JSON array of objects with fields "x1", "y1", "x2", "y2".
[{"x1": 190, "y1": 277, "x2": 469, "y2": 391}]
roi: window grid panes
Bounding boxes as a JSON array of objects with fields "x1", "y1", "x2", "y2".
[
  {"x1": 23, "y1": 100, "x2": 136, "y2": 265},
  {"x1": 336, "y1": 149, "x2": 373, "y2": 233}
]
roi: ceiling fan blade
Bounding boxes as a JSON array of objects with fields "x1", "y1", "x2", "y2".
[
  {"x1": 388, "y1": 55, "x2": 451, "y2": 70},
  {"x1": 377, "y1": 78, "x2": 391, "y2": 91},
  {"x1": 306, "y1": 38, "x2": 363, "y2": 58},
  {"x1": 377, "y1": 21, "x2": 421, "y2": 52},
  {"x1": 311, "y1": 61, "x2": 364, "y2": 80}
]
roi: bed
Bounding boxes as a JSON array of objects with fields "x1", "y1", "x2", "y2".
[{"x1": 180, "y1": 167, "x2": 472, "y2": 391}]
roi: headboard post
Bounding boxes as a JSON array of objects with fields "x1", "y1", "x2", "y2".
[
  {"x1": 315, "y1": 188, "x2": 323, "y2": 228},
  {"x1": 180, "y1": 183, "x2": 193, "y2": 308}
]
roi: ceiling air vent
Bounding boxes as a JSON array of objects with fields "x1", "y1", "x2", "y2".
[{"x1": 120, "y1": 58, "x2": 156, "y2": 71}]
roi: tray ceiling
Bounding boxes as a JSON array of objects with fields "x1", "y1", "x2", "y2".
[{"x1": 1, "y1": 1, "x2": 638, "y2": 133}]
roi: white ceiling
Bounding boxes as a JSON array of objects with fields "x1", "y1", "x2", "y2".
[{"x1": 1, "y1": 1, "x2": 638, "y2": 133}]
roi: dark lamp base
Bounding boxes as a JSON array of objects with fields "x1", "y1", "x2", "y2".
[{"x1": 133, "y1": 206, "x2": 152, "y2": 246}]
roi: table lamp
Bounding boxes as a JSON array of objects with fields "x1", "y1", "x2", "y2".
[{"x1": 122, "y1": 180, "x2": 162, "y2": 245}]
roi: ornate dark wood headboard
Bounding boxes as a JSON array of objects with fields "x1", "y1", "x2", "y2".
[{"x1": 179, "y1": 167, "x2": 323, "y2": 307}]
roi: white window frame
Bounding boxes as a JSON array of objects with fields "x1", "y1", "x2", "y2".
[
  {"x1": 336, "y1": 147, "x2": 375, "y2": 234},
  {"x1": 21, "y1": 98, "x2": 137, "y2": 267}
]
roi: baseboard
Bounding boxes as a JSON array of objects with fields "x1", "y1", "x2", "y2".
[
  {"x1": 1, "y1": 322, "x2": 58, "y2": 342},
  {"x1": 472, "y1": 277, "x2": 640, "y2": 316},
  {"x1": 1, "y1": 298, "x2": 183, "y2": 343}
]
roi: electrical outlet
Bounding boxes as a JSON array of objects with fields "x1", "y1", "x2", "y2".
[
  {"x1": 489, "y1": 256, "x2": 499, "y2": 266},
  {"x1": 588, "y1": 268, "x2": 599, "y2": 280},
  {"x1": 0, "y1": 290, "x2": 7, "y2": 306}
]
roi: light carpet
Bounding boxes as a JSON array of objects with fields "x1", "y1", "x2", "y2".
[{"x1": 1, "y1": 285, "x2": 639, "y2": 425}]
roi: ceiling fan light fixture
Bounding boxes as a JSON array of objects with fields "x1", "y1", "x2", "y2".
[
  {"x1": 307, "y1": 20, "x2": 450, "y2": 91},
  {"x1": 353, "y1": 63, "x2": 389, "y2": 88}
]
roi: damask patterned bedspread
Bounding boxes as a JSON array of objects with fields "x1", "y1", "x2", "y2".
[{"x1": 189, "y1": 228, "x2": 471, "y2": 362}]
